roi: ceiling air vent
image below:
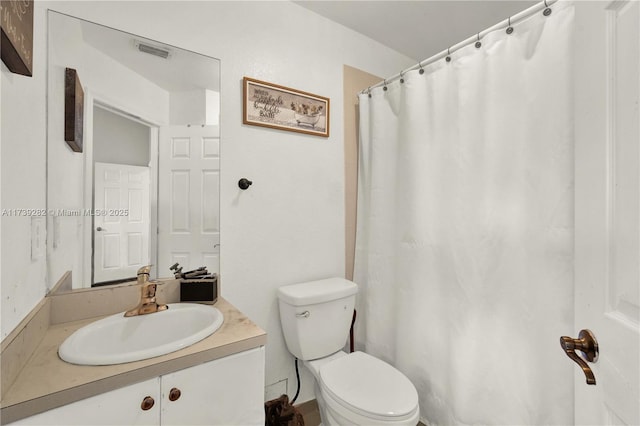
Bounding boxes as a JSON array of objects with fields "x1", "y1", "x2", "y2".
[{"x1": 135, "y1": 41, "x2": 172, "y2": 59}]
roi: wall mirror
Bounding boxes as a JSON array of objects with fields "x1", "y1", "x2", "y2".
[{"x1": 47, "y1": 11, "x2": 221, "y2": 290}]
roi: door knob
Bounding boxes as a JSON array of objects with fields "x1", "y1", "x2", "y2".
[
  {"x1": 96, "y1": 226, "x2": 105, "y2": 231},
  {"x1": 560, "y1": 329, "x2": 598, "y2": 385}
]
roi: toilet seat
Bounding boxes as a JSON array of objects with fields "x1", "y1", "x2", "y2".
[{"x1": 319, "y1": 351, "x2": 419, "y2": 422}]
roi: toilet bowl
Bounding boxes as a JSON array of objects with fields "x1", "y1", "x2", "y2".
[
  {"x1": 277, "y1": 278, "x2": 420, "y2": 425},
  {"x1": 307, "y1": 351, "x2": 420, "y2": 425}
]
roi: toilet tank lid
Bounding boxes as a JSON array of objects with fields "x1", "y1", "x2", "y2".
[{"x1": 277, "y1": 278, "x2": 357, "y2": 306}]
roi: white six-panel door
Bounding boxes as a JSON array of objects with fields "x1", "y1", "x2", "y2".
[
  {"x1": 574, "y1": 1, "x2": 639, "y2": 424},
  {"x1": 94, "y1": 162, "x2": 151, "y2": 283},
  {"x1": 157, "y1": 125, "x2": 220, "y2": 278}
]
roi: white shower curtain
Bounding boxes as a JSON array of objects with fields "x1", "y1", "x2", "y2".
[{"x1": 354, "y1": 3, "x2": 575, "y2": 425}]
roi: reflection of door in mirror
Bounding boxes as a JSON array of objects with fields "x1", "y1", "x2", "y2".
[
  {"x1": 47, "y1": 11, "x2": 221, "y2": 289},
  {"x1": 94, "y1": 162, "x2": 150, "y2": 284},
  {"x1": 157, "y1": 125, "x2": 220, "y2": 279},
  {"x1": 92, "y1": 106, "x2": 153, "y2": 286}
]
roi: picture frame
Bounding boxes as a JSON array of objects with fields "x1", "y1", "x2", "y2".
[
  {"x1": 243, "y1": 77, "x2": 329, "y2": 137},
  {"x1": 64, "y1": 67, "x2": 84, "y2": 153},
  {"x1": 0, "y1": 0, "x2": 34, "y2": 76}
]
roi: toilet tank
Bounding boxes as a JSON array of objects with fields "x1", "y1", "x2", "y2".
[{"x1": 278, "y1": 278, "x2": 357, "y2": 361}]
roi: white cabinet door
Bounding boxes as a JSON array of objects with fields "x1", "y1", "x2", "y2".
[
  {"x1": 12, "y1": 377, "x2": 160, "y2": 426},
  {"x1": 160, "y1": 347, "x2": 265, "y2": 425}
]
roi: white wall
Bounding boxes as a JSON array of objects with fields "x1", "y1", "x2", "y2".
[
  {"x1": 1, "y1": 0, "x2": 414, "y2": 404},
  {"x1": 93, "y1": 107, "x2": 150, "y2": 167},
  {"x1": 0, "y1": 7, "x2": 48, "y2": 340},
  {"x1": 205, "y1": 89, "x2": 220, "y2": 126},
  {"x1": 169, "y1": 89, "x2": 217, "y2": 125}
]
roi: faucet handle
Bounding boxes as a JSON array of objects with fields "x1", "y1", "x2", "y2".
[
  {"x1": 137, "y1": 265, "x2": 152, "y2": 275},
  {"x1": 137, "y1": 265, "x2": 153, "y2": 284}
]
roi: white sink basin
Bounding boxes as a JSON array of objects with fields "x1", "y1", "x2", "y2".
[{"x1": 59, "y1": 303, "x2": 223, "y2": 365}]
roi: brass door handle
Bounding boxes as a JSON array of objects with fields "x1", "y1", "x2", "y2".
[{"x1": 559, "y1": 329, "x2": 598, "y2": 385}]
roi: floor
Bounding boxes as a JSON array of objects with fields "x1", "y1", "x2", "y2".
[
  {"x1": 296, "y1": 399, "x2": 426, "y2": 426},
  {"x1": 296, "y1": 399, "x2": 321, "y2": 426}
]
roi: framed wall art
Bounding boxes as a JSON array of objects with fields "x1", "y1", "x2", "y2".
[
  {"x1": 64, "y1": 67, "x2": 84, "y2": 152},
  {"x1": 0, "y1": 0, "x2": 34, "y2": 76},
  {"x1": 243, "y1": 77, "x2": 329, "y2": 137}
]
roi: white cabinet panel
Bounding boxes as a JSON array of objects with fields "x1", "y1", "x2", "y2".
[
  {"x1": 13, "y1": 377, "x2": 160, "y2": 425},
  {"x1": 161, "y1": 347, "x2": 265, "y2": 425}
]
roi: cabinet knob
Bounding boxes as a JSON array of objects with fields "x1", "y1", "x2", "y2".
[
  {"x1": 169, "y1": 387, "x2": 182, "y2": 401},
  {"x1": 141, "y1": 396, "x2": 155, "y2": 411}
]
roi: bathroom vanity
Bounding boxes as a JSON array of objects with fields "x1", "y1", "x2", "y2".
[
  {"x1": 11, "y1": 347, "x2": 264, "y2": 425},
  {"x1": 0, "y1": 280, "x2": 267, "y2": 425}
]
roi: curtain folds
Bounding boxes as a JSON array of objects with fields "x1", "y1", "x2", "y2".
[{"x1": 354, "y1": 3, "x2": 575, "y2": 425}]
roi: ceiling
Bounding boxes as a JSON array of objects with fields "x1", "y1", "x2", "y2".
[
  {"x1": 294, "y1": 1, "x2": 537, "y2": 62},
  {"x1": 76, "y1": 1, "x2": 538, "y2": 92},
  {"x1": 80, "y1": 18, "x2": 220, "y2": 93}
]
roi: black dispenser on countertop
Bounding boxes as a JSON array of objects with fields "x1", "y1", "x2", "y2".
[{"x1": 170, "y1": 263, "x2": 218, "y2": 304}]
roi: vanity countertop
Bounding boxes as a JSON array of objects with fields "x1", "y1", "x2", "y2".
[{"x1": 0, "y1": 297, "x2": 266, "y2": 424}]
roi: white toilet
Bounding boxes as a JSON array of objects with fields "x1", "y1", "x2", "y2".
[{"x1": 278, "y1": 278, "x2": 420, "y2": 425}]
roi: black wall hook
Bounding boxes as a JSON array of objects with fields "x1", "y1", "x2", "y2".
[{"x1": 238, "y1": 178, "x2": 253, "y2": 190}]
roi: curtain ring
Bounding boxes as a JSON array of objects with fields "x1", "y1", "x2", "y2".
[
  {"x1": 543, "y1": 0, "x2": 552, "y2": 16},
  {"x1": 383, "y1": 79, "x2": 388, "y2": 91},
  {"x1": 475, "y1": 33, "x2": 482, "y2": 49},
  {"x1": 445, "y1": 47, "x2": 451, "y2": 63},
  {"x1": 399, "y1": 71, "x2": 405, "y2": 84},
  {"x1": 506, "y1": 16, "x2": 514, "y2": 34},
  {"x1": 418, "y1": 61, "x2": 424, "y2": 75}
]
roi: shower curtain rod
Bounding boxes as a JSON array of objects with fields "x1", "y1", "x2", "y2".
[{"x1": 361, "y1": 0, "x2": 559, "y2": 94}]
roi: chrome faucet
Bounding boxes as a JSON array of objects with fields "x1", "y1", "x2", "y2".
[{"x1": 124, "y1": 265, "x2": 168, "y2": 317}]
